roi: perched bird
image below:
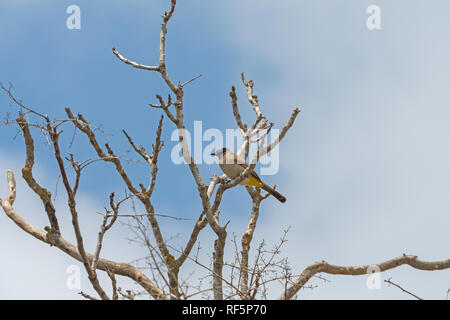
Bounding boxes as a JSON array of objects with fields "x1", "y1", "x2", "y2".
[{"x1": 210, "y1": 148, "x2": 286, "y2": 203}]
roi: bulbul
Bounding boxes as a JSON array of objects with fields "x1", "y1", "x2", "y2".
[{"x1": 210, "y1": 148, "x2": 286, "y2": 203}]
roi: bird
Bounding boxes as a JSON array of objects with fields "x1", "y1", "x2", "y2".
[{"x1": 210, "y1": 148, "x2": 286, "y2": 203}]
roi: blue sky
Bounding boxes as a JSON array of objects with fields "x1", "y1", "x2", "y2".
[{"x1": 0, "y1": 0, "x2": 449, "y2": 299}]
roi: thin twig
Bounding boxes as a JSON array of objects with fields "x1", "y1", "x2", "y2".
[{"x1": 384, "y1": 278, "x2": 423, "y2": 300}]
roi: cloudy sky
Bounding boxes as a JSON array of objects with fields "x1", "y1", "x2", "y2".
[{"x1": 0, "y1": 0, "x2": 449, "y2": 299}]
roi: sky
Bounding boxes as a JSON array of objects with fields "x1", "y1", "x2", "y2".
[{"x1": 0, "y1": 0, "x2": 449, "y2": 299}]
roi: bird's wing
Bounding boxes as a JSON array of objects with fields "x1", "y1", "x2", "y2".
[{"x1": 233, "y1": 153, "x2": 262, "y2": 182}]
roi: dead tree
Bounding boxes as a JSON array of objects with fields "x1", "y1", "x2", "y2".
[{"x1": 1, "y1": 0, "x2": 449, "y2": 300}]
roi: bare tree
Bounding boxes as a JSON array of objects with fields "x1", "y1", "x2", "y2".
[{"x1": 1, "y1": 0, "x2": 449, "y2": 300}]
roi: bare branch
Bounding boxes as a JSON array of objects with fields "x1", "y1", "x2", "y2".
[
  {"x1": 68, "y1": 104, "x2": 179, "y2": 297},
  {"x1": 240, "y1": 195, "x2": 263, "y2": 297},
  {"x1": 112, "y1": 47, "x2": 160, "y2": 71},
  {"x1": 158, "y1": 0, "x2": 178, "y2": 93},
  {"x1": 0, "y1": 83, "x2": 47, "y2": 119},
  {"x1": 230, "y1": 86, "x2": 247, "y2": 132},
  {"x1": 118, "y1": 287, "x2": 136, "y2": 300},
  {"x1": 280, "y1": 254, "x2": 450, "y2": 300},
  {"x1": 174, "y1": 212, "x2": 208, "y2": 268},
  {"x1": 66, "y1": 108, "x2": 141, "y2": 197},
  {"x1": 168, "y1": 244, "x2": 246, "y2": 299},
  {"x1": 148, "y1": 115, "x2": 164, "y2": 196},
  {"x1": 79, "y1": 291, "x2": 98, "y2": 300},
  {"x1": 91, "y1": 213, "x2": 110, "y2": 273},
  {"x1": 207, "y1": 174, "x2": 227, "y2": 199},
  {"x1": 149, "y1": 95, "x2": 178, "y2": 124},
  {"x1": 111, "y1": 1, "x2": 211, "y2": 223},
  {"x1": 180, "y1": 74, "x2": 202, "y2": 88},
  {"x1": 384, "y1": 278, "x2": 423, "y2": 300},
  {"x1": 241, "y1": 73, "x2": 263, "y2": 118},
  {"x1": 47, "y1": 113, "x2": 110, "y2": 300},
  {"x1": 16, "y1": 112, "x2": 60, "y2": 236},
  {"x1": 0, "y1": 196, "x2": 166, "y2": 299},
  {"x1": 122, "y1": 115, "x2": 164, "y2": 196},
  {"x1": 91, "y1": 192, "x2": 121, "y2": 273},
  {"x1": 252, "y1": 107, "x2": 301, "y2": 162},
  {"x1": 106, "y1": 269, "x2": 119, "y2": 300}
]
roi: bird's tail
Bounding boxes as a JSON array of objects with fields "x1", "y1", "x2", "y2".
[{"x1": 261, "y1": 183, "x2": 286, "y2": 203}]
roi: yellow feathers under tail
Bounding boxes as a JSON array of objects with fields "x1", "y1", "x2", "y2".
[{"x1": 241, "y1": 176, "x2": 264, "y2": 187}]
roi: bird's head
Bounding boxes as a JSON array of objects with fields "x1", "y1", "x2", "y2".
[{"x1": 210, "y1": 148, "x2": 230, "y2": 158}]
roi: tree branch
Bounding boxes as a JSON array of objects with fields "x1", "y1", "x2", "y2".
[
  {"x1": 16, "y1": 112, "x2": 60, "y2": 237},
  {"x1": 240, "y1": 193, "x2": 263, "y2": 297},
  {"x1": 112, "y1": 47, "x2": 160, "y2": 71},
  {"x1": 280, "y1": 254, "x2": 450, "y2": 300},
  {"x1": 48, "y1": 114, "x2": 110, "y2": 300},
  {"x1": 0, "y1": 194, "x2": 166, "y2": 299},
  {"x1": 384, "y1": 278, "x2": 423, "y2": 300},
  {"x1": 91, "y1": 192, "x2": 121, "y2": 273},
  {"x1": 149, "y1": 94, "x2": 178, "y2": 125},
  {"x1": 230, "y1": 86, "x2": 247, "y2": 133}
]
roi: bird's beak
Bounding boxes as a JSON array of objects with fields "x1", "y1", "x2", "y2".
[{"x1": 210, "y1": 152, "x2": 215, "y2": 156}]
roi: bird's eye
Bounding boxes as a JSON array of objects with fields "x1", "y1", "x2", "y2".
[{"x1": 222, "y1": 148, "x2": 227, "y2": 153}]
